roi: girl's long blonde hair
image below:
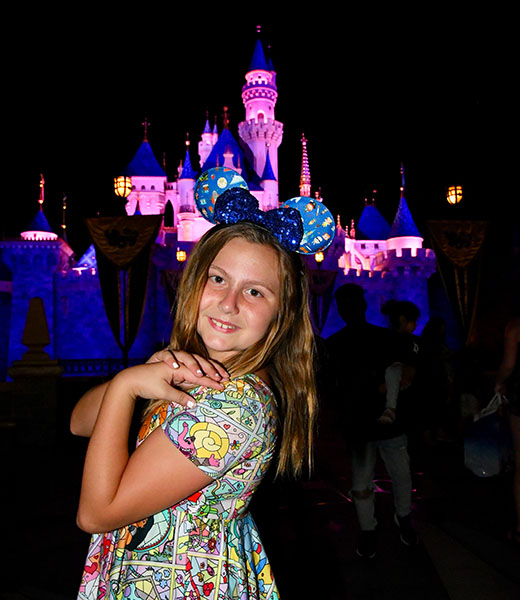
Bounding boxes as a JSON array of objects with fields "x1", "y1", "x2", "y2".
[{"x1": 147, "y1": 222, "x2": 318, "y2": 478}]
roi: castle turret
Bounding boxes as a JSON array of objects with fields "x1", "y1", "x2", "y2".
[
  {"x1": 260, "y1": 145, "x2": 278, "y2": 210},
  {"x1": 125, "y1": 120, "x2": 167, "y2": 216},
  {"x1": 177, "y1": 139, "x2": 212, "y2": 242},
  {"x1": 178, "y1": 140, "x2": 197, "y2": 213},
  {"x1": 238, "y1": 29, "x2": 283, "y2": 183},
  {"x1": 21, "y1": 175, "x2": 58, "y2": 241},
  {"x1": 198, "y1": 115, "x2": 215, "y2": 168},
  {"x1": 387, "y1": 164, "x2": 423, "y2": 256}
]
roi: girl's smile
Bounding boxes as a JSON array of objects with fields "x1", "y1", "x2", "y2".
[{"x1": 197, "y1": 238, "x2": 280, "y2": 363}]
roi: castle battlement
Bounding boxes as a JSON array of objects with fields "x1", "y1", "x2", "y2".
[
  {"x1": 238, "y1": 118, "x2": 283, "y2": 140},
  {"x1": 342, "y1": 268, "x2": 385, "y2": 281}
]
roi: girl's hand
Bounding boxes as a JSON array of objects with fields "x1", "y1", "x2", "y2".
[
  {"x1": 146, "y1": 349, "x2": 229, "y2": 392},
  {"x1": 112, "y1": 362, "x2": 200, "y2": 409}
]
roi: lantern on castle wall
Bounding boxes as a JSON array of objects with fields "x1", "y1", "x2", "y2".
[
  {"x1": 446, "y1": 185, "x2": 463, "y2": 205},
  {"x1": 114, "y1": 175, "x2": 133, "y2": 199},
  {"x1": 176, "y1": 247, "x2": 187, "y2": 263},
  {"x1": 314, "y1": 251, "x2": 324, "y2": 264}
]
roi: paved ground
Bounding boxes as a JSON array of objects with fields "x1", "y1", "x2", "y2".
[{"x1": 2, "y1": 379, "x2": 519, "y2": 600}]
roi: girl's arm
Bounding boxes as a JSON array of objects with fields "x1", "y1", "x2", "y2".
[
  {"x1": 70, "y1": 382, "x2": 109, "y2": 437},
  {"x1": 76, "y1": 361, "x2": 214, "y2": 533},
  {"x1": 70, "y1": 350, "x2": 229, "y2": 438}
]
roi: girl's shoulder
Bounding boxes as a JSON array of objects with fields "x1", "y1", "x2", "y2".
[{"x1": 196, "y1": 372, "x2": 275, "y2": 407}]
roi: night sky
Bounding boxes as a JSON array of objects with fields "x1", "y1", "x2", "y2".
[{"x1": 6, "y1": 14, "x2": 513, "y2": 260}]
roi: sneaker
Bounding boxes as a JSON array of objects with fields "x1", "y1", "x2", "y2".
[
  {"x1": 394, "y1": 513, "x2": 418, "y2": 546},
  {"x1": 355, "y1": 530, "x2": 377, "y2": 558}
]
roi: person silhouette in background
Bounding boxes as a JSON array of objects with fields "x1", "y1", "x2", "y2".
[
  {"x1": 326, "y1": 285, "x2": 418, "y2": 559},
  {"x1": 495, "y1": 316, "x2": 520, "y2": 547}
]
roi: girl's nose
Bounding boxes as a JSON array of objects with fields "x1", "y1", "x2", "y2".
[{"x1": 218, "y1": 289, "x2": 239, "y2": 314}]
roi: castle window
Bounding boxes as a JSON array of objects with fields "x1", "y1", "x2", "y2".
[
  {"x1": 141, "y1": 185, "x2": 146, "y2": 190},
  {"x1": 361, "y1": 244, "x2": 366, "y2": 249},
  {"x1": 151, "y1": 185, "x2": 155, "y2": 190},
  {"x1": 163, "y1": 200, "x2": 174, "y2": 227}
]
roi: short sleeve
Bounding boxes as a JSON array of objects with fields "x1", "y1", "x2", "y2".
[{"x1": 161, "y1": 375, "x2": 277, "y2": 480}]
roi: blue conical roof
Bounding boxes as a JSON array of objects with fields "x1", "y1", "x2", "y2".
[
  {"x1": 203, "y1": 119, "x2": 212, "y2": 134},
  {"x1": 26, "y1": 208, "x2": 55, "y2": 234},
  {"x1": 200, "y1": 129, "x2": 263, "y2": 190},
  {"x1": 180, "y1": 148, "x2": 198, "y2": 180},
  {"x1": 261, "y1": 149, "x2": 277, "y2": 182},
  {"x1": 249, "y1": 39, "x2": 270, "y2": 71},
  {"x1": 126, "y1": 141, "x2": 166, "y2": 177},
  {"x1": 357, "y1": 204, "x2": 391, "y2": 240},
  {"x1": 388, "y1": 195, "x2": 422, "y2": 238},
  {"x1": 75, "y1": 244, "x2": 97, "y2": 268}
]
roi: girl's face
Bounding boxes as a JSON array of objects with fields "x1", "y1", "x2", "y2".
[{"x1": 196, "y1": 238, "x2": 281, "y2": 363}]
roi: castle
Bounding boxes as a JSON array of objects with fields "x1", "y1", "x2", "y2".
[{"x1": 0, "y1": 36, "x2": 436, "y2": 380}]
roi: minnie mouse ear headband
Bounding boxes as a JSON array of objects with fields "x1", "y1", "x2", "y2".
[{"x1": 194, "y1": 167, "x2": 335, "y2": 255}]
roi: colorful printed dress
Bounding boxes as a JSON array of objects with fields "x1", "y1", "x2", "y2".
[{"x1": 78, "y1": 373, "x2": 280, "y2": 600}]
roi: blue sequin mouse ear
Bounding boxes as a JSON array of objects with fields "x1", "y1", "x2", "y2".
[
  {"x1": 194, "y1": 167, "x2": 249, "y2": 223},
  {"x1": 280, "y1": 196, "x2": 336, "y2": 254},
  {"x1": 194, "y1": 168, "x2": 335, "y2": 255}
]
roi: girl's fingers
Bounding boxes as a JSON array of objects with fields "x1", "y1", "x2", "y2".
[{"x1": 168, "y1": 350, "x2": 228, "y2": 381}]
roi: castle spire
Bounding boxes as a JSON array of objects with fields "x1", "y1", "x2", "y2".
[
  {"x1": 38, "y1": 174, "x2": 45, "y2": 210},
  {"x1": 61, "y1": 193, "x2": 68, "y2": 242},
  {"x1": 299, "y1": 133, "x2": 311, "y2": 197},
  {"x1": 388, "y1": 162, "x2": 422, "y2": 240},
  {"x1": 238, "y1": 27, "x2": 282, "y2": 182},
  {"x1": 142, "y1": 117, "x2": 150, "y2": 142}
]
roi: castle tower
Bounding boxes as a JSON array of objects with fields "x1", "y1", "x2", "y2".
[
  {"x1": 260, "y1": 145, "x2": 278, "y2": 210},
  {"x1": 0, "y1": 179, "x2": 74, "y2": 369},
  {"x1": 21, "y1": 175, "x2": 58, "y2": 241},
  {"x1": 238, "y1": 30, "x2": 283, "y2": 183},
  {"x1": 125, "y1": 119, "x2": 168, "y2": 216},
  {"x1": 299, "y1": 134, "x2": 311, "y2": 197},
  {"x1": 178, "y1": 139, "x2": 197, "y2": 213},
  {"x1": 387, "y1": 163, "x2": 424, "y2": 256},
  {"x1": 198, "y1": 115, "x2": 215, "y2": 168}
]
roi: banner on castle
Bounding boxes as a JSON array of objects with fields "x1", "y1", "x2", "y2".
[
  {"x1": 86, "y1": 216, "x2": 163, "y2": 362},
  {"x1": 427, "y1": 220, "x2": 488, "y2": 344}
]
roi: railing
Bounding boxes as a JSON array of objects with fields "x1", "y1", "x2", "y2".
[{"x1": 59, "y1": 358, "x2": 145, "y2": 378}]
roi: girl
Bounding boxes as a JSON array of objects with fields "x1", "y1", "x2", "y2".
[{"x1": 71, "y1": 220, "x2": 319, "y2": 599}]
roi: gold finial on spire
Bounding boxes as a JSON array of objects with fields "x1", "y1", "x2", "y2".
[
  {"x1": 142, "y1": 118, "x2": 150, "y2": 141},
  {"x1": 61, "y1": 193, "x2": 67, "y2": 239},
  {"x1": 38, "y1": 174, "x2": 45, "y2": 209},
  {"x1": 222, "y1": 106, "x2": 230, "y2": 130}
]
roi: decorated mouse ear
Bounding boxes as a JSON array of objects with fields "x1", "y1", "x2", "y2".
[
  {"x1": 280, "y1": 196, "x2": 336, "y2": 254},
  {"x1": 194, "y1": 167, "x2": 249, "y2": 223}
]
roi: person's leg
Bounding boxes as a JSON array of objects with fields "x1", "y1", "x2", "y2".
[
  {"x1": 351, "y1": 441, "x2": 377, "y2": 530},
  {"x1": 379, "y1": 434, "x2": 418, "y2": 545},
  {"x1": 378, "y1": 434, "x2": 412, "y2": 517},
  {"x1": 378, "y1": 363, "x2": 402, "y2": 424}
]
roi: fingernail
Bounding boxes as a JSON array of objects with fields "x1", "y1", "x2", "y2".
[
  {"x1": 187, "y1": 399, "x2": 196, "y2": 409},
  {"x1": 172, "y1": 362, "x2": 179, "y2": 369},
  {"x1": 196, "y1": 369, "x2": 204, "y2": 376},
  {"x1": 214, "y1": 373, "x2": 221, "y2": 379}
]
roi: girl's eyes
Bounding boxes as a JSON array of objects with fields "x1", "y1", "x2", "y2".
[{"x1": 208, "y1": 275, "x2": 263, "y2": 298}]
